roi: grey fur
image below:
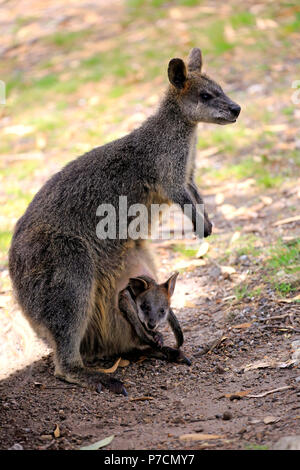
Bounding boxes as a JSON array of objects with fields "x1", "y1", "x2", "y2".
[{"x1": 8, "y1": 48, "x2": 240, "y2": 394}]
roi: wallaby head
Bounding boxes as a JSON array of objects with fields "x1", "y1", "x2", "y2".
[
  {"x1": 167, "y1": 47, "x2": 241, "y2": 125},
  {"x1": 128, "y1": 273, "x2": 179, "y2": 331}
]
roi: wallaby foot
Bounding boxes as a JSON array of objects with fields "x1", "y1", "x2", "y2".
[
  {"x1": 55, "y1": 364, "x2": 127, "y2": 396},
  {"x1": 158, "y1": 346, "x2": 191, "y2": 366},
  {"x1": 136, "y1": 346, "x2": 191, "y2": 366}
]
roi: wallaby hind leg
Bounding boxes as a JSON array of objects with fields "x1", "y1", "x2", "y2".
[{"x1": 12, "y1": 233, "x2": 127, "y2": 395}]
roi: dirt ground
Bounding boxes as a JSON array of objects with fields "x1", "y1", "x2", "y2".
[
  {"x1": 1, "y1": 202, "x2": 299, "y2": 450},
  {"x1": 0, "y1": 0, "x2": 300, "y2": 451}
]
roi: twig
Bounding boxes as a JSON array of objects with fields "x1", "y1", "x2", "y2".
[
  {"x1": 247, "y1": 385, "x2": 294, "y2": 398},
  {"x1": 259, "y1": 325, "x2": 300, "y2": 333}
]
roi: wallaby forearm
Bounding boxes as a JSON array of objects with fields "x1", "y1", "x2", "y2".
[{"x1": 168, "y1": 309, "x2": 184, "y2": 349}]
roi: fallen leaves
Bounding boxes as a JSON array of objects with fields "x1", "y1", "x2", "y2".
[
  {"x1": 179, "y1": 433, "x2": 223, "y2": 441},
  {"x1": 130, "y1": 396, "x2": 154, "y2": 402},
  {"x1": 53, "y1": 424, "x2": 60, "y2": 438},
  {"x1": 224, "y1": 390, "x2": 253, "y2": 400},
  {"x1": 80, "y1": 435, "x2": 114, "y2": 450},
  {"x1": 243, "y1": 358, "x2": 296, "y2": 372},
  {"x1": 263, "y1": 416, "x2": 280, "y2": 425},
  {"x1": 96, "y1": 357, "x2": 130, "y2": 374},
  {"x1": 196, "y1": 241, "x2": 209, "y2": 258},
  {"x1": 231, "y1": 322, "x2": 252, "y2": 329},
  {"x1": 276, "y1": 294, "x2": 300, "y2": 303}
]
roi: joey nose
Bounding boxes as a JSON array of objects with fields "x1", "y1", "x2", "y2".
[{"x1": 230, "y1": 103, "x2": 241, "y2": 118}]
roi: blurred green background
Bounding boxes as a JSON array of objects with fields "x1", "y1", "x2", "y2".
[{"x1": 0, "y1": 0, "x2": 299, "y2": 296}]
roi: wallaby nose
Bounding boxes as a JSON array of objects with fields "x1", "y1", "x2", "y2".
[
  {"x1": 230, "y1": 103, "x2": 241, "y2": 118},
  {"x1": 148, "y1": 320, "x2": 156, "y2": 330}
]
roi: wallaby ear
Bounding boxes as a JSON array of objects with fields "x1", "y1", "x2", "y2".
[
  {"x1": 168, "y1": 58, "x2": 187, "y2": 90},
  {"x1": 163, "y1": 272, "x2": 179, "y2": 298},
  {"x1": 129, "y1": 277, "x2": 149, "y2": 297},
  {"x1": 187, "y1": 48, "x2": 203, "y2": 73}
]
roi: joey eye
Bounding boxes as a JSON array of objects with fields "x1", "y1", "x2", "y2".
[
  {"x1": 159, "y1": 308, "x2": 165, "y2": 316},
  {"x1": 199, "y1": 92, "x2": 213, "y2": 102}
]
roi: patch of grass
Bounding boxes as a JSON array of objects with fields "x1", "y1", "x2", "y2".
[
  {"x1": 234, "y1": 284, "x2": 262, "y2": 301},
  {"x1": 1, "y1": 189, "x2": 34, "y2": 219},
  {"x1": 230, "y1": 11, "x2": 255, "y2": 29},
  {"x1": 0, "y1": 160, "x2": 41, "y2": 181},
  {"x1": 0, "y1": 231, "x2": 12, "y2": 255},
  {"x1": 245, "y1": 443, "x2": 269, "y2": 450},
  {"x1": 205, "y1": 20, "x2": 235, "y2": 55},
  {"x1": 172, "y1": 244, "x2": 199, "y2": 258},
  {"x1": 267, "y1": 239, "x2": 300, "y2": 270},
  {"x1": 284, "y1": 11, "x2": 300, "y2": 33},
  {"x1": 197, "y1": 126, "x2": 248, "y2": 152},
  {"x1": 207, "y1": 156, "x2": 284, "y2": 189},
  {"x1": 274, "y1": 282, "x2": 297, "y2": 295},
  {"x1": 44, "y1": 30, "x2": 92, "y2": 50},
  {"x1": 234, "y1": 284, "x2": 249, "y2": 301}
]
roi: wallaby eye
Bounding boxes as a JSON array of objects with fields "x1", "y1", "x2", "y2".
[
  {"x1": 199, "y1": 92, "x2": 213, "y2": 102},
  {"x1": 141, "y1": 302, "x2": 150, "y2": 312},
  {"x1": 159, "y1": 308, "x2": 165, "y2": 316}
]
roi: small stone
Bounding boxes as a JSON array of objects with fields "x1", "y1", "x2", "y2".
[{"x1": 222, "y1": 411, "x2": 232, "y2": 421}]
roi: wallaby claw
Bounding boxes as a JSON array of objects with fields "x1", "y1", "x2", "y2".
[{"x1": 153, "y1": 331, "x2": 164, "y2": 348}]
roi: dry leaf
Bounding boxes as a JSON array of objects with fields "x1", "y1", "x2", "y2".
[
  {"x1": 224, "y1": 390, "x2": 252, "y2": 400},
  {"x1": 184, "y1": 301, "x2": 198, "y2": 309},
  {"x1": 196, "y1": 241, "x2": 209, "y2": 258},
  {"x1": 80, "y1": 435, "x2": 114, "y2": 450},
  {"x1": 263, "y1": 416, "x2": 280, "y2": 424},
  {"x1": 96, "y1": 357, "x2": 121, "y2": 374},
  {"x1": 277, "y1": 294, "x2": 300, "y2": 303},
  {"x1": 130, "y1": 396, "x2": 154, "y2": 402},
  {"x1": 174, "y1": 259, "x2": 205, "y2": 271},
  {"x1": 232, "y1": 322, "x2": 252, "y2": 329},
  {"x1": 179, "y1": 433, "x2": 223, "y2": 441},
  {"x1": 53, "y1": 424, "x2": 60, "y2": 438},
  {"x1": 119, "y1": 359, "x2": 130, "y2": 367},
  {"x1": 243, "y1": 359, "x2": 295, "y2": 371}
]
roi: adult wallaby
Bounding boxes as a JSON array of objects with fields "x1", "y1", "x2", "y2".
[
  {"x1": 118, "y1": 272, "x2": 191, "y2": 365},
  {"x1": 9, "y1": 48, "x2": 241, "y2": 395}
]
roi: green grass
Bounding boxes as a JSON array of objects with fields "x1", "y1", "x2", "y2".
[
  {"x1": 244, "y1": 443, "x2": 269, "y2": 451},
  {"x1": 267, "y1": 239, "x2": 300, "y2": 270},
  {"x1": 274, "y1": 282, "x2": 297, "y2": 295},
  {"x1": 205, "y1": 20, "x2": 235, "y2": 55},
  {"x1": 203, "y1": 156, "x2": 284, "y2": 189},
  {"x1": 0, "y1": 231, "x2": 12, "y2": 255},
  {"x1": 230, "y1": 12, "x2": 255, "y2": 29},
  {"x1": 172, "y1": 244, "x2": 199, "y2": 258},
  {"x1": 44, "y1": 30, "x2": 92, "y2": 49}
]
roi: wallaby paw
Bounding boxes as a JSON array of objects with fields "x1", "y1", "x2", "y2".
[
  {"x1": 178, "y1": 350, "x2": 192, "y2": 366},
  {"x1": 164, "y1": 347, "x2": 191, "y2": 366},
  {"x1": 153, "y1": 331, "x2": 164, "y2": 348}
]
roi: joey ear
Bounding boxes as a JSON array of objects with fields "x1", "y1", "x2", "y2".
[
  {"x1": 129, "y1": 277, "x2": 148, "y2": 297},
  {"x1": 187, "y1": 48, "x2": 203, "y2": 73},
  {"x1": 168, "y1": 58, "x2": 187, "y2": 89},
  {"x1": 163, "y1": 272, "x2": 179, "y2": 298}
]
